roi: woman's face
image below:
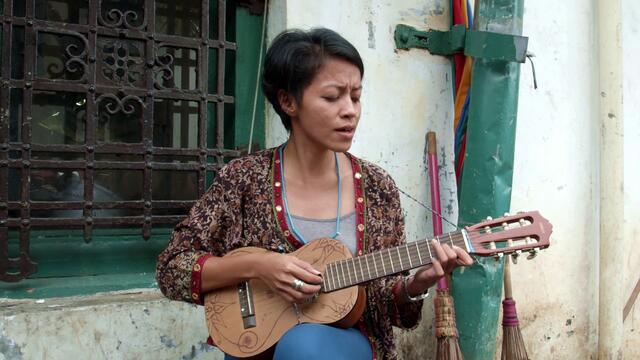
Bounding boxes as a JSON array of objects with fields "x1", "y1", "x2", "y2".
[{"x1": 286, "y1": 56, "x2": 362, "y2": 153}]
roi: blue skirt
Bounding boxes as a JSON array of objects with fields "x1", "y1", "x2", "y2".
[{"x1": 224, "y1": 323, "x2": 372, "y2": 360}]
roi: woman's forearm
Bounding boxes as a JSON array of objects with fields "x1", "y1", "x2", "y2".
[{"x1": 200, "y1": 253, "x2": 263, "y2": 293}]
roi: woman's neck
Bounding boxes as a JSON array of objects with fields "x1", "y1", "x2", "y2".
[{"x1": 283, "y1": 134, "x2": 338, "y2": 185}]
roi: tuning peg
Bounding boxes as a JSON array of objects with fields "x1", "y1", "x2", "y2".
[
  {"x1": 493, "y1": 253, "x2": 504, "y2": 261},
  {"x1": 511, "y1": 250, "x2": 521, "y2": 264},
  {"x1": 486, "y1": 216, "x2": 493, "y2": 221},
  {"x1": 527, "y1": 249, "x2": 539, "y2": 260},
  {"x1": 504, "y1": 212, "x2": 511, "y2": 217},
  {"x1": 519, "y1": 219, "x2": 527, "y2": 226}
]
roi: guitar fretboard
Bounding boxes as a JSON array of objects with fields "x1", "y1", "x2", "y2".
[{"x1": 322, "y1": 230, "x2": 469, "y2": 293}]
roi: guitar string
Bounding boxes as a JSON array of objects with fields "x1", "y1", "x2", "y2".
[
  {"x1": 327, "y1": 242, "x2": 538, "y2": 290},
  {"x1": 396, "y1": 187, "x2": 468, "y2": 228},
  {"x1": 325, "y1": 224, "x2": 529, "y2": 291},
  {"x1": 326, "y1": 233, "x2": 469, "y2": 290},
  {"x1": 327, "y1": 244, "x2": 459, "y2": 291}
]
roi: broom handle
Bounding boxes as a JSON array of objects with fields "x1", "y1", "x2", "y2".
[
  {"x1": 504, "y1": 255, "x2": 513, "y2": 299},
  {"x1": 427, "y1": 132, "x2": 442, "y2": 235},
  {"x1": 426, "y1": 132, "x2": 448, "y2": 290}
]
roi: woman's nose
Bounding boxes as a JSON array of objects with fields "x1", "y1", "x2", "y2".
[{"x1": 341, "y1": 98, "x2": 358, "y2": 118}]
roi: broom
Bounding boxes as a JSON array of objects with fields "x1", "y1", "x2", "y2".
[
  {"x1": 427, "y1": 132, "x2": 464, "y2": 360},
  {"x1": 501, "y1": 253, "x2": 529, "y2": 360},
  {"x1": 434, "y1": 280, "x2": 464, "y2": 360}
]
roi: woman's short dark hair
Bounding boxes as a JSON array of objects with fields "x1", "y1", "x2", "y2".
[{"x1": 262, "y1": 28, "x2": 364, "y2": 131}]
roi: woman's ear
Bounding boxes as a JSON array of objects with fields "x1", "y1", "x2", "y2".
[{"x1": 277, "y1": 90, "x2": 298, "y2": 117}]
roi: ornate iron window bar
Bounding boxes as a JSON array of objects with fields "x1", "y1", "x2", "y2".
[{"x1": 1, "y1": 0, "x2": 261, "y2": 282}]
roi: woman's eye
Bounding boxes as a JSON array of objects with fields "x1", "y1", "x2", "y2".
[{"x1": 323, "y1": 96, "x2": 339, "y2": 102}]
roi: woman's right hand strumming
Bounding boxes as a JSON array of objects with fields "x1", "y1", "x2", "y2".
[
  {"x1": 200, "y1": 251, "x2": 322, "y2": 304},
  {"x1": 255, "y1": 252, "x2": 323, "y2": 304}
]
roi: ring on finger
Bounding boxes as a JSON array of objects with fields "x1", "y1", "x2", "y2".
[{"x1": 292, "y1": 278, "x2": 305, "y2": 291}]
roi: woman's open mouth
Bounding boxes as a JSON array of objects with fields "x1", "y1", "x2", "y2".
[
  {"x1": 336, "y1": 126, "x2": 354, "y2": 133},
  {"x1": 335, "y1": 126, "x2": 355, "y2": 140}
]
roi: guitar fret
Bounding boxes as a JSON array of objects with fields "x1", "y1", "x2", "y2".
[
  {"x1": 349, "y1": 259, "x2": 358, "y2": 285},
  {"x1": 365, "y1": 254, "x2": 371, "y2": 282},
  {"x1": 416, "y1": 242, "x2": 423, "y2": 265},
  {"x1": 427, "y1": 240, "x2": 433, "y2": 258},
  {"x1": 373, "y1": 252, "x2": 379, "y2": 277},
  {"x1": 405, "y1": 244, "x2": 412, "y2": 268},
  {"x1": 344, "y1": 261, "x2": 349, "y2": 287},
  {"x1": 345, "y1": 260, "x2": 353, "y2": 285},
  {"x1": 448, "y1": 232, "x2": 454, "y2": 246},
  {"x1": 380, "y1": 251, "x2": 386, "y2": 274},
  {"x1": 347, "y1": 258, "x2": 358, "y2": 285},
  {"x1": 329, "y1": 262, "x2": 337, "y2": 290},
  {"x1": 322, "y1": 270, "x2": 328, "y2": 291},
  {"x1": 324, "y1": 263, "x2": 330, "y2": 291},
  {"x1": 396, "y1": 247, "x2": 403, "y2": 270},
  {"x1": 335, "y1": 262, "x2": 341, "y2": 289},
  {"x1": 339, "y1": 261, "x2": 346, "y2": 289},
  {"x1": 332, "y1": 262, "x2": 337, "y2": 290},
  {"x1": 388, "y1": 248, "x2": 394, "y2": 272}
]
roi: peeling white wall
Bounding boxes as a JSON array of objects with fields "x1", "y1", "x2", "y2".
[
  {"x1": 508, "y1": 0, "x2": 600, "y2": 358},
  {"x1": 622, "y1": 0, "x2": 640, "y2": 357},
  {"x1": 508, "y1": 0, "x2": 640, "y2": 358}
]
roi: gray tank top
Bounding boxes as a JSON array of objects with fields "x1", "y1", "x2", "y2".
[{"x1": 289, "y1": 211, "x2": 357, "y2": 255}]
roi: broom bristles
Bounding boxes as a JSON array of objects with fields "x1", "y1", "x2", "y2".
[
  {"x1": 437, "y1": 336, "x2": 465, "y2": 360},
  {"x1": 501, "y1": 326, "x2": 529, "y2": 360},
  {"x1": 501, "y1": 298, "x2": 529, "y2": 360},
  {"x1": 435, "y1": 289, "x2": 464, "y2": 360}
]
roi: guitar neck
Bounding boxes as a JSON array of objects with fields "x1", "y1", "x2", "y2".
[{"x1": 322, "y1": 229, "x2": 470, "y2": 293}]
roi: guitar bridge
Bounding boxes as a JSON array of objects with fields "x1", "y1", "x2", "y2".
[{"x1": 237, "y1": 281, "x2": 257, "y2": 329}]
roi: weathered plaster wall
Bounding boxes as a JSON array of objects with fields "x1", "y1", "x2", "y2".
[
  {"x1": 507, "y1": 0, "x2": 600, "y2": 358},
  {"x1": 507, "y1": 0, "x2": 639, "y2": 358},
  {"x1": 622, "y1": 0, "x2": 640, "y2": 357}
]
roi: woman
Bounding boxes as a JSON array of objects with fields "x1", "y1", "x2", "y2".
[{"x1": 156, "y1": 28, "x2": 473, "y2": 360}]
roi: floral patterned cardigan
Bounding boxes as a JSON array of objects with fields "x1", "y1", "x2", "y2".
[{"x1": 156, "y1": 147, "x2": 423, "y2": 360}]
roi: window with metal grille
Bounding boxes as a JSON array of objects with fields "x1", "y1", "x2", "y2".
[{"x1": 0, "y1": 0, "x2": 265, "y2": 294}]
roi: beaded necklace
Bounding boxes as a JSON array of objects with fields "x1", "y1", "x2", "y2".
[{"x1": 278, "y1": 144, "x2": 342, "y2": 242}]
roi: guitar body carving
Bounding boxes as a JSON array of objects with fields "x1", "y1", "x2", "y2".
[{"x1": 204, "y1": 238, "x2": 362, "y2": 358}]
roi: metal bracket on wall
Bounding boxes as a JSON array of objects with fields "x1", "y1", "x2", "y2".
[{"x1": 394, "y1": 24, "x2": 529, "y2": 63}]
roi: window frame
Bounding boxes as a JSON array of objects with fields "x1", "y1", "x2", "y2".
[{"x1": 0, "y1": 0, "x2": 265, "y2": 297}]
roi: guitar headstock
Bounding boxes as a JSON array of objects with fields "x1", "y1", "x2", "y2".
[{"x1": 465, "y1": 211, "x2": 552, "y2": 259}]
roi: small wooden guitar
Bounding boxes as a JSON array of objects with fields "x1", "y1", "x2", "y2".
[{"x1": 204, "y1": 211, "x2": 552, "y2": 358}]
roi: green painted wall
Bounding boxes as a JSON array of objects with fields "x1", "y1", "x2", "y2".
[{"x1": 227, "y1": 7, "x2": 266, "y2": 151}]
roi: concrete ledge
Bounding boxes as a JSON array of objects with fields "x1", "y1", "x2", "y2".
[{"x1": 1, "y1": 289, "x2": 224, "y2": 360}]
